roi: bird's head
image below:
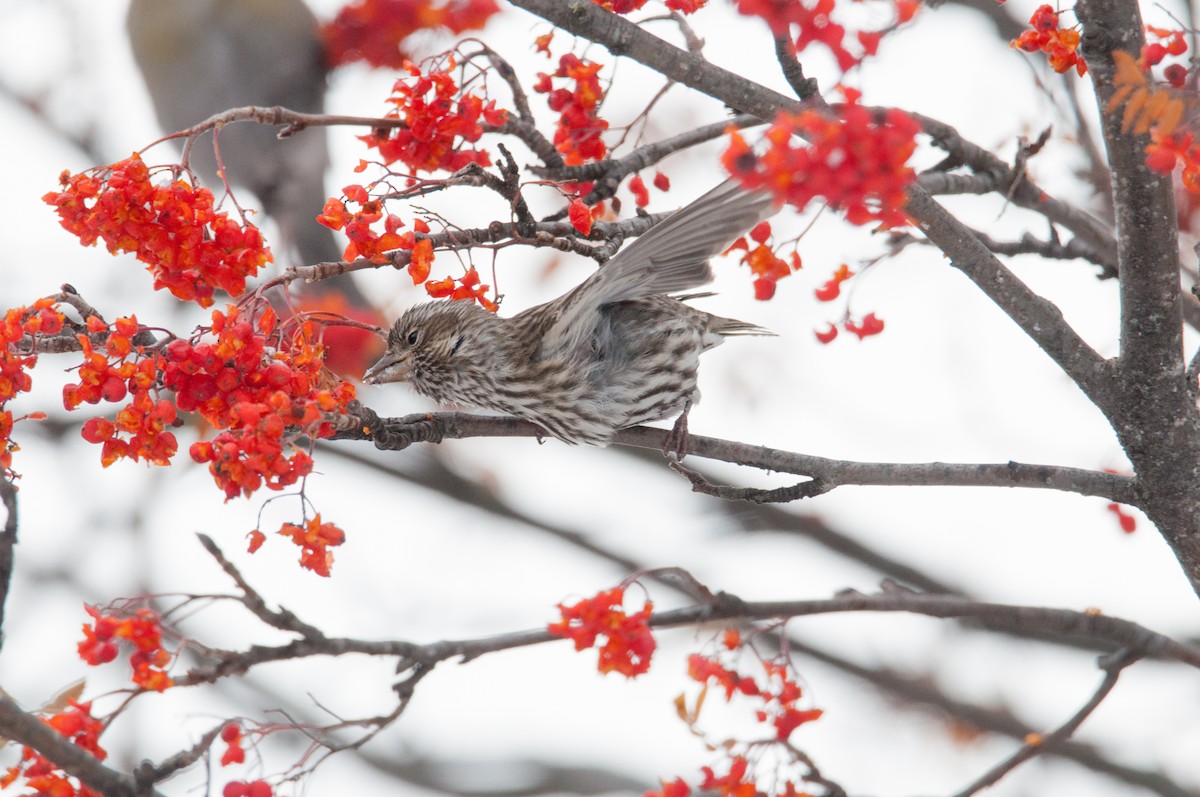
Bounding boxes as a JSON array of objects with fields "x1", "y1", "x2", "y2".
[{"x1": 362, "y1": 300, "x2": 495, "y2": 399}]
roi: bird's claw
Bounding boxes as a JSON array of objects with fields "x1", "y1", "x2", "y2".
[{"x1": 663, "y1": 409, "x2": 691, "y2": 460}]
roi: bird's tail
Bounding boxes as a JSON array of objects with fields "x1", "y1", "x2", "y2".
[{"x1": 710, "y1": 315, "x2": 775, "y2": 336}]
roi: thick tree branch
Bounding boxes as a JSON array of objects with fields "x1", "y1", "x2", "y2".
[
  {"x1": 1077, "y1": 0, "x2": 1200, "y2": 595},
  {"x1": 0, "y1": 692, "x2": 167, "y2": 797},
  {"x1": 904, "y1": 189, "x2": 1114, "y2": 406},
  {"x1": 648, "y1": 593, "x2": 1199, "y2": 666},
  {"x1": 333, "y1": 409, "x2": 1137, "y2": 503},
  {"x1": 0, "y1": 478, "x2": 15, "y2": 651}
]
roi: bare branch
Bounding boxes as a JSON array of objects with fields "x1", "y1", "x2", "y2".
[
  {"x1": 332, "y1": 409, "x2": 1138, "y2": 503},
  {"x1": 913, "y1": 112, "x2": 1118, "y2": 275},
  {"x1": 773, "y1": 35, "x2": 822, "y2": 101},
  {"x1": 0, "y1": 478, "x2": 16, "y2": 651},
  {"x1": 950, "y1": 648, "x2": 1140, "y2": 797},
  {"x1": 196, "y1": 534, "x2": 324, "y2": 640},
  {"x1": 1076, "y1": 0, "x2": 1200, "y2": 596}
]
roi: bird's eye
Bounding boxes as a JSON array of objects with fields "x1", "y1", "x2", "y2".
[
  {"x1": 406, "y1": 330, "x2": 420, "y2": 345},
  {"x1": 450, "y1": 336, "x2": 464, "y2": 356}
]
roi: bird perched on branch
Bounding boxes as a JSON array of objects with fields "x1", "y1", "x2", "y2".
[
  {"x1": 126, "y1": 0, "x2": 341, "y2": 271},
  {"x1": 363, "y1": 181, "x2": 776, "y2": 446}
]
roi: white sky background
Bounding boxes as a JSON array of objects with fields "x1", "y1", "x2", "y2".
[{"x1": 1, "y1": 0, "x2": 1199, "y2": 795}]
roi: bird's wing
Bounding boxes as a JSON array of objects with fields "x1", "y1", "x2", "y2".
[{"x1": 540, "y1": 180, "x2": 775, "y2": 360}]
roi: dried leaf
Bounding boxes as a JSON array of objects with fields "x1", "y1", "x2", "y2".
[
  {"x1": 1122, "y1": 87, "x2": 1149, "y2": 133},
  {"x1": 41, "y1": 679, "x2": 86, "y2": 714}
]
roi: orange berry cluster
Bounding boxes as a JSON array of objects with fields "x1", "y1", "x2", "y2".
[
  {"x1": 43, "y1": 154, "x2": 271, "y2": 308},
  {"x1": 1, "y1": 701, "x2": 106, "y2": 797},
  {"x1": 65, "y1": 315, "x2": 179, "y2": 467},
  {"x1": 534, "y1": 54, "x2": 609, "y2": 166},
  {"x1": 263, "y1": 514, "x2": 347, "y2": 577},
  {"x1": 724, "y1": 101, "x2": 920, "y2": 229},
  {"x1": 425, "y1": 267, "x2": 499, "y2": 312},
  {"x1": 78, "y1": 604, "x2": 174, "y2": 692},
  {"x1": 318, "y1": 184, "x2": 433, "y2": 270},
  {"x1": 360, "y1": 59, "x2": 507, "y2": 174},
  {"x1": 0, "y1": 300, "x2": 64, "y2": 478},
  {"x1": 1011, "y1": 5, "x2": 1086, "y2": 75},
  {"x1": 173, "y1": 306, "x2": 355, "y2": 501},
  {"x1": 548, "y1": 586, "x2": 656, "y2": 677},
  {"x1": 322, "y1": 0, "x2": 499, "y2": 69},
  {"x1": 726, "y1": 220, "x2": 802, "y2": 301}
]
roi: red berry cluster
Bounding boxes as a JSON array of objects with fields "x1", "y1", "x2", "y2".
[
  {"x1": 735, "y1": 0, "x2": 915, "y2": 71},
  {"x1": 648, "y1": 629, "x2": 823, "y2": 797},
  {"x1": 0, "y1": 701, "x2": 106, "y2": 797},
  {"x1": 318, "y1": 184, "x2": 433, "y2": 270},
  {"x1": 322, "y1": 0, "x2": 499, "y2": 69},
  {"x1": 0, "y1": 300, "x2": 64, "y2": 478},
  {"x1": 167, "y1": 305, "x2": 355, "y2": 501},
  {"x1": 1011, "y1": 5, "x2": 1086, "y2": 75},
  {"x1": 65, "y1": 316, "x2": 179, "y2": 468},
  {"x1": 219, "y1": 722, "x2": 248, "y2": 766},
  {"x1": 223, "y1": 780, "x2": 273, "y2": 797},
  {"x1": 42, "y1": 154, "x2": 271, "y2": 308},
  {"x1": 726, "y1": 220, "x2": 801, "y2": 301},
  {"x1": 1143, "y1": 25, "x2": 1188, "y2": 74},
  {"x1": 724, "y1": 100, "x2": 920, "y2": 229},
  {"x1": 626, "y1": 172, "x2": 671, "y2": 208},
  {"x1": 534, "y1": 54, "x2": 609, "y2": 165},
  {"x1": 425, "y1": 267, "x2": 500, "y2": 312},
  {"x1": 591, "y1": 0, "x2": 707, "y2": 15},
  {"x1": 360, "y1": 59, "x2": 507, "y2": 175},
  {"x1": 78, "y1": 604, "x2": 174, "y2": 692},
  {"x1": 809, "y1": 264, "x2": 885, "y2": 343},
  {"x1": 687, "y1": 633, "x2": 823, "y2": 742},
  {"x1": 548, "y1": 585, "x2": 656, "y2": 677},
  {"x1": 266, "y1": 514, "x2": 348, "y2": 577},
  {"x1": 1147, "y1": 131, "x2": 1200, "y2": 191}
]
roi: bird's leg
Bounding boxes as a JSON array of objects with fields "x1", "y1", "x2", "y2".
[{"x1": 663, "y1": 401, "x2": 692, "y2": 460}]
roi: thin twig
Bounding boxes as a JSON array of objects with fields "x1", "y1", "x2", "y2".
[
  {"x1": 195, "y1": 534, "x2": 324, "y2": 640},
  {"x1": 950, "y1": 648, "x2": 1141, "y2": 797}
]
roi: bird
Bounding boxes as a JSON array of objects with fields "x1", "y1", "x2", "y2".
[
  {"x1": 362, "y1": 180, "x2": 776, "y2": 447},
  {"x1": 126, "y1": 0, "x2": 342, "y2": 271}
]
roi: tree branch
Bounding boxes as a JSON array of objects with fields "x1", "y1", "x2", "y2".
[
  {"x1": 0, "y1": 478, "x2": 15, "y2": 652},
  {"x1": 0, "y1": 692, "x2": 167, "y2": 797},
  {"x1": 332, "y1": 409, "x2": 1138, "y2": 503},
  {"x1": 950, "y1": 648, "x2": 1140, "y2": 797},
  {"x1": 912, "y1": 112, "x2": 1117, "y2": 274},
  {"x1": 1076, "y1": 0, "x2": 1200, "y2": 595}
]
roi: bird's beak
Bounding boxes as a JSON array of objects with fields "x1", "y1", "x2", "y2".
[{"x1": 362, "y1": 351, "x2": 412, "y2": 385}]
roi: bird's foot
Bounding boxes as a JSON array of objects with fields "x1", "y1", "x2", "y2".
[{"x1": 663, "y1": 407, "x2": 691, "y2": 460}]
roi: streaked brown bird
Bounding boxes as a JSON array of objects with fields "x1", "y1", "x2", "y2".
[{"x1": 363, "y1": 181, "x2": 775, "y2": 446}]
